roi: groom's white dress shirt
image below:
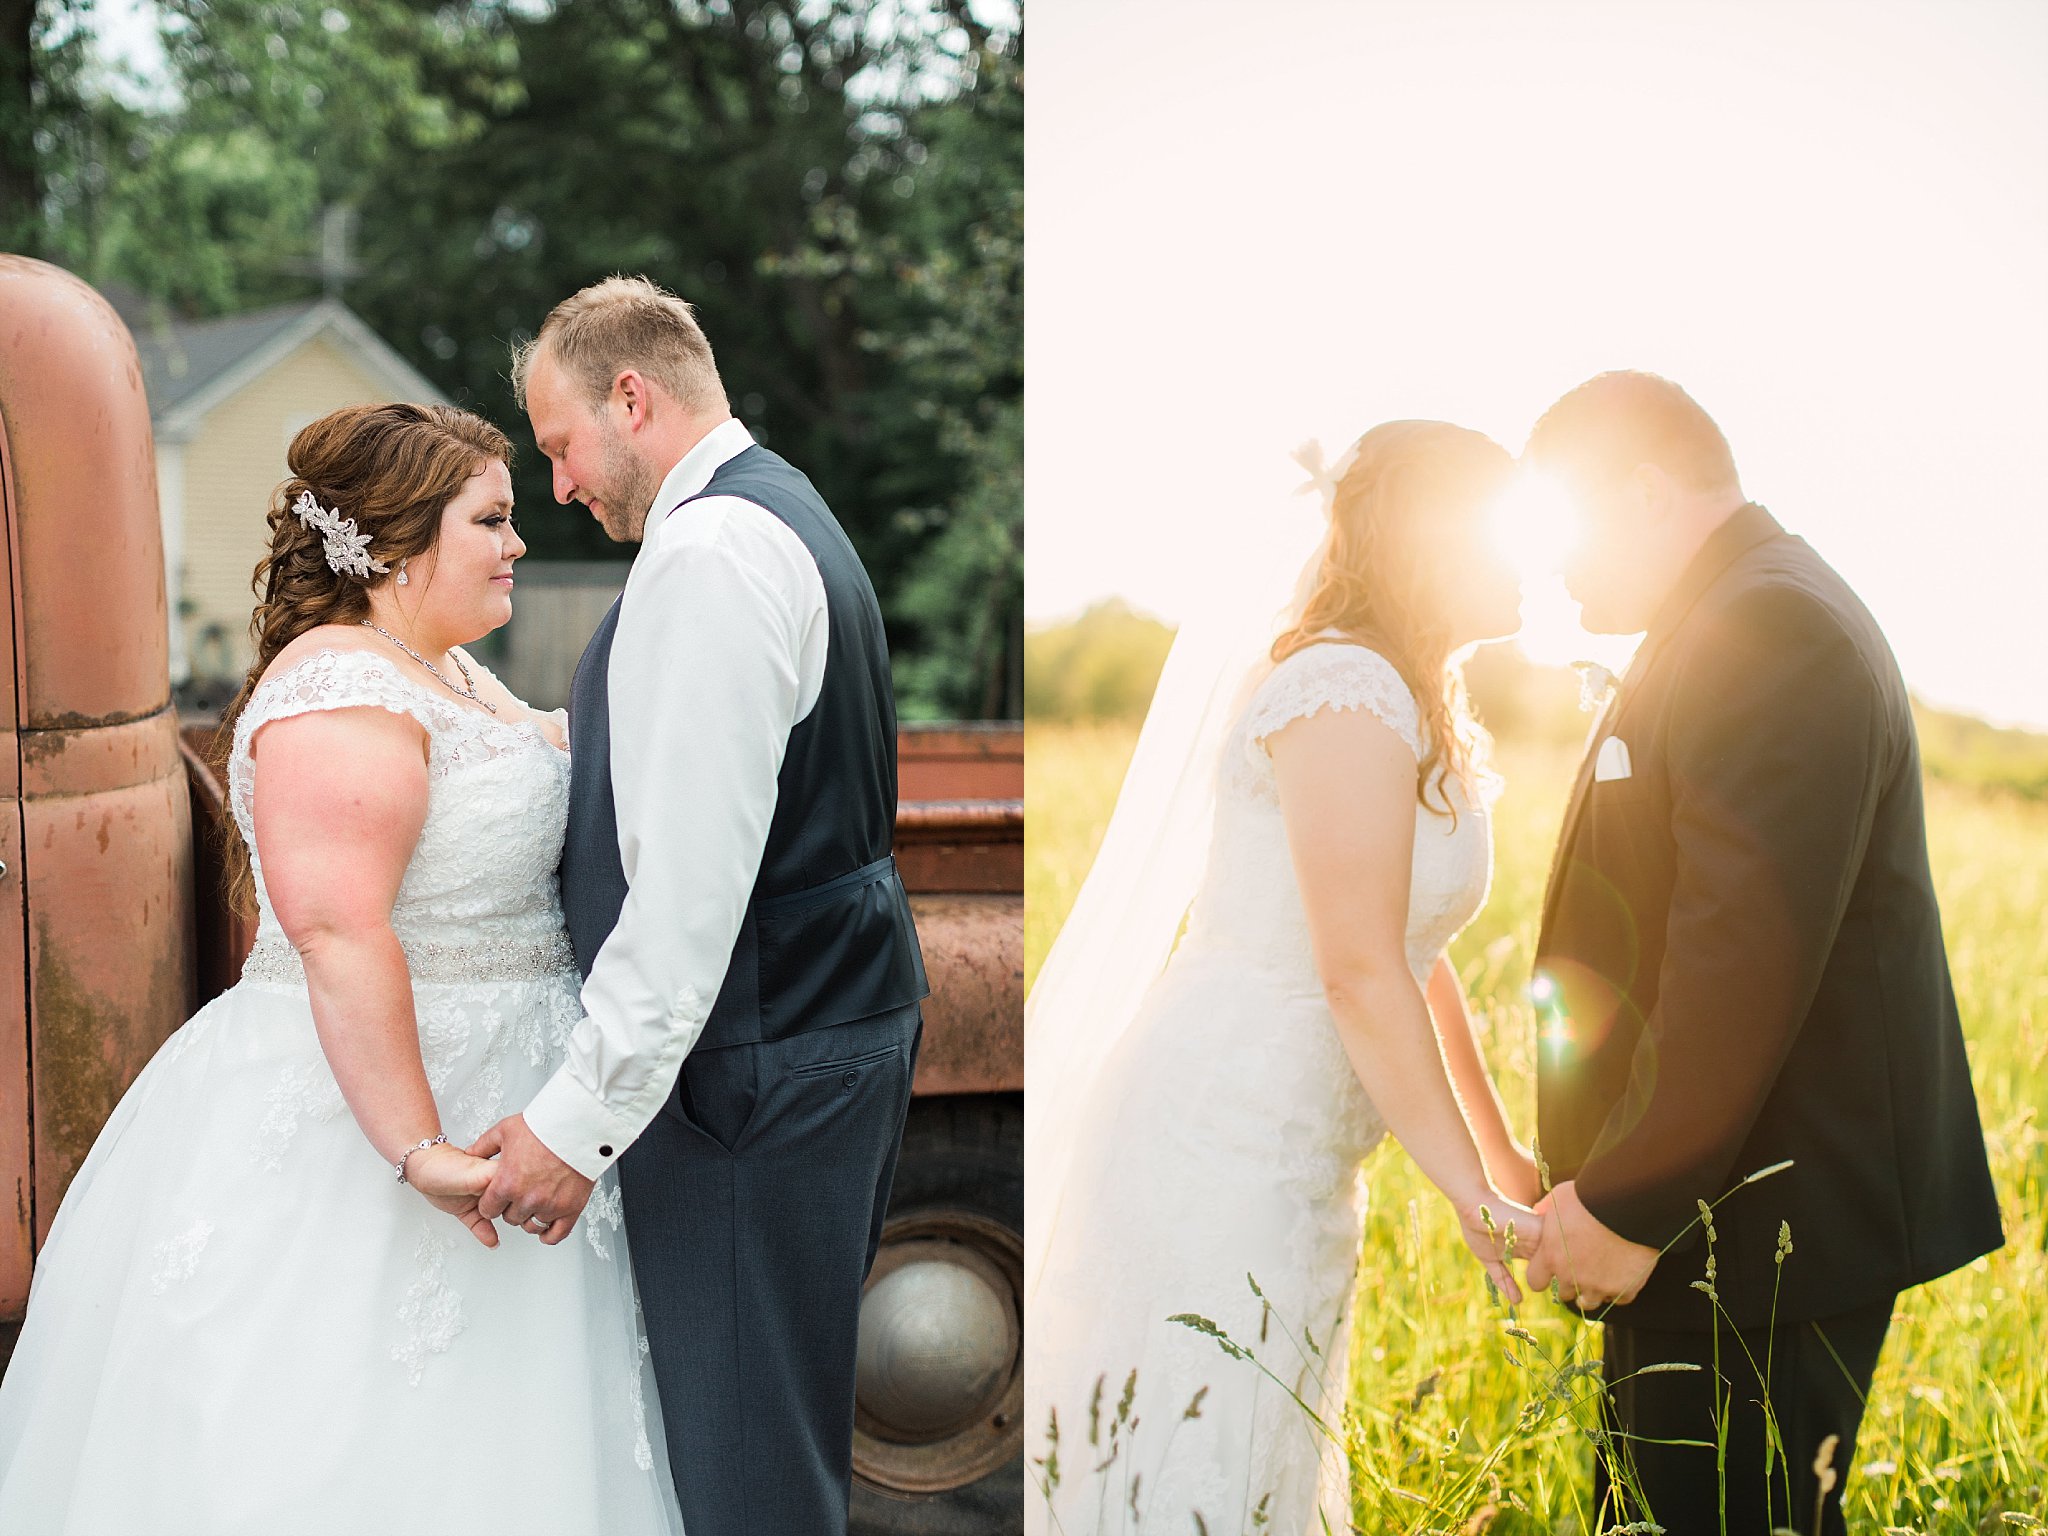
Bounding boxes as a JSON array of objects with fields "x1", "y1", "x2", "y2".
[{"x1": 523, "y1": 418, "x2": 830, "y2": 1180}]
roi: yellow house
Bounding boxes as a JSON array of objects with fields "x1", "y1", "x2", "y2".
[{"x1": 116, "y1": 292, "x2": 450, "y2": 686}]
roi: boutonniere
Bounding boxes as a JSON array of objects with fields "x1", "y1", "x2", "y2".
[{"x1": 1571, "y1": 660, "x2": 1619, "y2": 713}]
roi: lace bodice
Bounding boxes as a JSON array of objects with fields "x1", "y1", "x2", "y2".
[
  {"x1": 228, "y1": 648, "x2": 573, "y2": 970},
  {"x1": 1182, "y1": 641, "x2": 1493, "y2": 984}
]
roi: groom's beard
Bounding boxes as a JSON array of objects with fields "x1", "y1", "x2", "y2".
[{"x1": 593, "y1": 422, "x2": 662, "y2": 544}]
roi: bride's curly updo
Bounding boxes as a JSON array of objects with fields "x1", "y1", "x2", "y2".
[
  {"x1": 210, "y1": 401, "x2": 513, "y2": 912},
  {"x1": 1271, "y1": 419, "x2": 1514, "y2": 822}
]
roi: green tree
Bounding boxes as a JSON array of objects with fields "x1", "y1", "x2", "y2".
[
  {"x1": 1023, "y1": 602, "x2": 1177, "y2": 725},
  {"x1": 24, "y1": 0, "x2": 1022, "y2": 719},
  {"x1": 3, "y1": 0, "x2": 96, "y2": 253},
  {"x1": 771, "y1": 19, "x2": 1020, "y2": 717}
]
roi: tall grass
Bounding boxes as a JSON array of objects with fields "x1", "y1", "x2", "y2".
[{"x1": 1026, "y1": 722, "x2": 2047, "y2": 1531}]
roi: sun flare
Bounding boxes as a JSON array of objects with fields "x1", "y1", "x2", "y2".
[
  {"x1": 1487, "y1": 470, "x2": 1581, "y2": 588},
  {"x1": 1483, "y1": 472, "x2": 1630, "y2": 669}
]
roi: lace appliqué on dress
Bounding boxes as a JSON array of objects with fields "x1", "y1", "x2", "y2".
[
  {"x1": 583, "y1": 1179, "x2": 626, "y2": 1261},
  {"x1": 254, "y1": 1061, "x2": 347, "y2": 1171},
  {"x1": 443, "y1": 996, "x2": 510, "y2": 1146},
  {"x1": 160, "y1": 1013, "x2": 216, "y2": 1069},
  {"x1": 393, "y1": 1223, "x2": 466, "y2": 1386},
  {"x1": 150, "y1": 1220, "x2": 215, "y2": 1294},
  {"x1": 418, "y1": 997, "x2": 474, "y2": 1096},
  {"x1": 629, "y1": 1337, "x2": 656, "y2": 1472},
  {"x1": 514, "y1": 985, "x2": 584, "y2": 1070}
]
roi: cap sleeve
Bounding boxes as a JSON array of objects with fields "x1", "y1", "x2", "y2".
[
  {"x1": 234, "y1": 648, "x2": 452, "y2": 755},
  {"x1": 1242, "y1": 643, "x2": 1422, "y2": 760}
]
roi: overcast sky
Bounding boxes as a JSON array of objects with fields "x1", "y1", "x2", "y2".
[{"x1": 1027, "y1": 0, "x2": 2048, "y2": 730}]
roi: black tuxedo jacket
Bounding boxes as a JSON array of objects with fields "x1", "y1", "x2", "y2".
[{"x1": 1533, "y1": 503, "x2": 2002, "y2": 1330}]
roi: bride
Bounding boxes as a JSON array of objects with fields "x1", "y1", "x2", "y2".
[
  {"x1": 1026, "y1": 420, "x2": 1544, "y2": 1534},
  {"x1": 0, "y1": 403, "x2": 683, "y2": 1534}
]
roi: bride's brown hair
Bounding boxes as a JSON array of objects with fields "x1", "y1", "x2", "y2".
[
  {"x1": 209, "y1": 402, "x2": 514, "y2": 914},
  {"x1": 1270, "y1": 419, "x2": 1513, "y2": 822}
]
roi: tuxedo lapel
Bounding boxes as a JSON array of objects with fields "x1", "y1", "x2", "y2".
[
  {"x1": 1537, "y1": 505, "x2": 1788, "y2": 937},
  {"x1": 568, "y1": 593, "x2": 624, "y2": 786},
  {"x1": 1539, "y1": 657, "x2": 1640, "y2": 932},
  {"x1": 558, "y1": 592, "x2": 629, "y2": 977},
  {"x1": 570, "y1": 595, "x2": 623, "y2": 716}
]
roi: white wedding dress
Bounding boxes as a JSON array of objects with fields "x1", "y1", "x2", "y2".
[
  {"x1": 1027, "y1": 642, "x2": 1492, "y2": 1536},
  {"x1": 0, "y1": 648, "x2": 684, "y2": 1535}
]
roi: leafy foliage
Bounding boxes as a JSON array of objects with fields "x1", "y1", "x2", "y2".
[{"x1": 1023, "y1": 600, "x2": 1175, "y2": 724}]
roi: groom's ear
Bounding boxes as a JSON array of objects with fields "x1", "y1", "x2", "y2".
[
  {"x1": 1629, "y1": 462, "x2": 1673, "y2": 520},
  {"x1": 611, "y1": 368, "x2": 655, "y2": 430}
]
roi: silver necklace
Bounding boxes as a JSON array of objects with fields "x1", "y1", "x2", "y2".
[{"x1": 360, "y1": 622, "x2": 498, "y2": 713}]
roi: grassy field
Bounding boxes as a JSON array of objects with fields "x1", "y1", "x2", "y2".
[{"x1": 1026, "y1": 720, "x2": 2047, "y2": 1533}]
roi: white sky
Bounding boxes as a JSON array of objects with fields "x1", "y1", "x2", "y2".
[
  {"x1": 1026, "y1": 0, "x2": 2048, "y2": 730},
  {"x1": 70, "y1": 0, "x2": 173, "y2": 109}
]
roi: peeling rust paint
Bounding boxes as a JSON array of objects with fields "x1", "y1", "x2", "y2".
[
  {"x1": 22, "y1": 704, "x2": 174, "y2": 738},
  {"x1": 892, "y1": 740, "x2": 1023, "y2": 1102},
  {"x1": 27, "y1": 937, "x2": 125, "y2": 1223},
  {"x1": 26, "y1": 784, "x2": 193, "y2": 1237},
  {"x1": 907, "y1": 893, "x2": 1022, "y2": 1096}
]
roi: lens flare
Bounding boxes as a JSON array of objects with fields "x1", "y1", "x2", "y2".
[{"x1": 1531, "y1": 970, "x2": 1574, "y2": 1050}]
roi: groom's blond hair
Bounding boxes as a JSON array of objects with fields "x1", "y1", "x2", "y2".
[
  {"x1": 513, "y1": 275, "x2": 726, "y2": 415},
  {"x1": 1525, "y1": 370, "x2": 1740, "y2": 494}
]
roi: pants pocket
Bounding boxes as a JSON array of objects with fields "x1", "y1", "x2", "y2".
[
  {"x1": 786, "y1": 1041, "x2": 902, "y2": 1083},
  {"x1": 667, "y1": 1044, "x2": 761, "y2": 1155}
]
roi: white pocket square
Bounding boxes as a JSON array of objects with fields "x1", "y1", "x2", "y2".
[{"x1": 1594, "y1": 736, "x2": 1633, "y2": 783}]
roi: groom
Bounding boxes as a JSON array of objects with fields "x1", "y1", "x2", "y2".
[
  {"x1": 477, "y1": 275, "x2": 929, "y2": 1534},
  {"x1": 1518, "y1": 372, "x2": 2002, "y2": 1536}
]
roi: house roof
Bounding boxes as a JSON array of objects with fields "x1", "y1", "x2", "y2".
[{"x1": 117, "y1": 293, "x2": 452, "y2": 442}]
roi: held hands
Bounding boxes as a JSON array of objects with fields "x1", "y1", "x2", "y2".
[
  {"x1": 468, "y1": 1113, "x2": 595, "y2": 1245},
  {"x1": 1454, "y1": 1191, "x2": 1544, "y2": 1307},
  {"x1": 402, "y1": 1142, "x2": 501, "y2": 1249},
  {"x1": 1523, "y1": 1179, "x2": 1660, "y2": 1311}
]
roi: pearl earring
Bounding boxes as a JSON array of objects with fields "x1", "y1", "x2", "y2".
[{"x1": 395, "y1": 558, "x2": 409, "y2": 586}]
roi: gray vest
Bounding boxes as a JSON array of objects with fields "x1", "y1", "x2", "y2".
[{"x1": 557, "y1": 444, "x2": 928, "y2": 1050}]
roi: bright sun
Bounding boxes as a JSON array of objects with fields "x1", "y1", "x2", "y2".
[
  {"x1": 1488, "y1": 469, "x2": 1582, "y2": 587},
  {"x1": 1485, "y1": 472, "x2": 1636, "y2": 671}
]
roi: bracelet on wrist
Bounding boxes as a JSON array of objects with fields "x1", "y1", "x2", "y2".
[{"x1": 395, "y1": 1134, "x2": 448, "y2": 1184}]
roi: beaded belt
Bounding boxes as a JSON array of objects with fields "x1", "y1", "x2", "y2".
[{"x1": 239, "y1": 930, "x2": 578, "y2": 987}]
